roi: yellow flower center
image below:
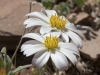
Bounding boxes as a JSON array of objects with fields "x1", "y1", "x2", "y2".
[
  {"x1": 44, "y1": 35, "x2": 59, "y2": 51},
  {"x1": 50, "y1": 15, "x2": 67, "y2": 30}
]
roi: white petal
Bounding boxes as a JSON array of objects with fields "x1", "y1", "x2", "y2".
[
  {"x1": 40, "y1": 26, "x2": 53, "y2": 34},
  {"x1": 60, "y1": 48, "x2": 78, "y2": 65},
  {"x1": 22, "y1": 33, "x2": 44, "y2": 43},
  {"x1": 45, "y1": 10, "x2": 57, "y2": 18},
  {"x1": 26, "y1": 12, "x2": 49, "y2": 22},
  {"x1": 24, "y1": 18, "x2": 49, "y2": 28},
  {"x1": 61, "y1": 33, "x2": 69, "y2": 42},
  {"x1": 65, "y1": 23, "x2": 77, "y2": 30},
  {"x1": 66, "y1": 50, "x2": 80, "y2": 56},
  {"x1": 67, "y1": 31, "x2": 83, "y2": 48},
  {"x1": 70, "y1": 29, "x2": 84, "y2": 40},
  {"x1": 23, "y1": 44, "x2": 46, "y2": 56},
  {"x1": 59, "y1": 42, "x2": 79, "y2": 54},
  {"x1": 51, "y1": 51, "x2": 68, "y2": 70},
  {"x1": 32, "y1": 51, "x2": 50, "y2": 68},
  {"x1": 21, "y1": 40, "x2": 40, "y2": 52},
  {"x1": 43, "y1": 32, "x2": 61, "y2": 38}
]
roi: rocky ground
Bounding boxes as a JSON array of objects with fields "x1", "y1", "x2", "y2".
[{"x1": 0, "y1": 0, "x2": 100, "y2": 75}]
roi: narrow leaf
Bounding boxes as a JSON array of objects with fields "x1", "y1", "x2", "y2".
[
  {"x1": 0, "y1": 59, "x2": 4, "y2": 68},
  {"x1": 0, "y1": 53, "x2": 3, "y2": 62},
  {"x1": 12, "y1": 64, "x2": 32, "y2": 73},
  {"x1": 1, "y1": 47, "x2": 6, "y2": 54}
]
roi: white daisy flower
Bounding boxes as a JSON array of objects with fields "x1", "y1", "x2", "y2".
[
  {"x1": 21, "y1": 32, "x2": 80, "y2": 70},
  {"x1": 24, "y1": 10, "x2": 84, "y2": 48}
]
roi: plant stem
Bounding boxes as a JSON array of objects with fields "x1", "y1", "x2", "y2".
[
  {"x1": 11, "y1": 30, "x2": 26, "y2": 61},
  {"x1": 11, "y1": 1, "x2": 34, "y2": 61}
]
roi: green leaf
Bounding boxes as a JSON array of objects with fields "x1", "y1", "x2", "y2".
[
  {"x1": 6, "y1": 55, "x2": 12, "y2": 73},
  {"x1": 12, "y1": 64, "x2": 32, "y2": 73},
  {"x1": 3, "y1": 54, "x2": 8, "y2": 72},
  {"x1": 0, "y1": 59, "x2": 4, "y2": 68},
  {"x1": 41, "y1": 0, "x2": 54, "y2": 9},
  {"x1": 0, "y1": 47, "x2": 12, "y2": 74},
  {"x1": 75, "y1": 0, "x2": 84, "y2": 7},
  {"x1": 56, "y1": 2, "x2": 71, "y2": 16},
  {"x1": 3, "y1": 54, "x2": 12, "y2": 73},
  {"x1": 1, "y1": 47, "x2": 7, "y2": 54},
  {"x1": 7, "y1": 71, "x2": 14, "y2": 75},
  {"x1": 0, "y1": 53, "x2": 3, "y2": 62}
]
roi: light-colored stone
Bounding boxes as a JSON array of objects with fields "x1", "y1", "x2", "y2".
[
  {"x1": 67, "y1": 13, "x2": 77, "y2": 20},
  {"x1": 74, "y1": 12, "x2": 89, "y2": 24},
  {"x1": 80, "y1": 30, "x2": 100, "y2": 61},
  {"x1": 0, "y1": 0, "x2": 44, "y2": 35}
]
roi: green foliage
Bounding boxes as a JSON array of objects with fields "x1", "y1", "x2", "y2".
[
  {"x1": 0, "y1": 47, "x2": 32, "y2": 75},
  {"x1": 1, "y1": 47, "x2": 6, "y2": 54},
  {"x1": 12, "y1": 66, "x2": 28, "y2": 73},
  {"x1": 0, "y1": 53, "x2": 3, "y2": 62},
  {"x1": 56, "y1": 2, "x2": 71, "y2": 16},
  {"x1": 3, "y1": 54, "x2": 12, "y2": 73},
  {"x1": 0, "y1": 59, "x2": 4, "y2": 68},
  {"x1": 0, "y1": 47, "x2": 12, "y2": 74},
  {"x1": 41, "y1": 0, "x2": 54, "y2": 9},
  {"x1": 10, "y1": 64, "x2": 32, "y2": 75},
  {"x1": 74, "y1": 0, "x2": 84, "y2": 7}
]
